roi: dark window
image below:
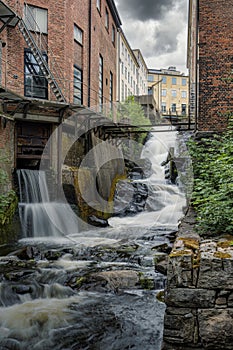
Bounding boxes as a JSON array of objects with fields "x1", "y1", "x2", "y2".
[
  {"x1": 172, "y1": 77, "x2": 177, "y2": 85},
  {"x1": 99, "y1": 55, "x2": 103, "y2": 110},
  {"x1": 105, "y1": 8, "x2": 109, "y2": 30},
  {"x1": 24, "y1": 49, "x2": 48, "y2": 99},
  {"x1": 171, "y1": 103, "x2": 176, "y2": 112},
  {"x1": 110, "y1": 71, "x2": 113, "y2": 108},
  {"x1": 181, "y1": 104, "x2": 186, "y2": 115},
  {"x1": 112, "y1": 25, "x2": 115, "y2": 45},
  {"x1": 73, "y1": 65, "x2": 83, "y2": 105}
]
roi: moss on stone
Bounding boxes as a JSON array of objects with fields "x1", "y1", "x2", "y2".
[
  {"x1": 217, "y1": 240, "x2": 233, "y2": 248},
  {"x1": 156, "y1": 290, "x2": 165, "y2": 303},
  {"x1": 169, "y1": 249, "x2": 192, "y2": 258},
  {"x1": 213, "y1": 251, "x2": 232, "y2": 259},
  {"x1": 178, "y1": 237, "x2": 199, "y2": 251}
]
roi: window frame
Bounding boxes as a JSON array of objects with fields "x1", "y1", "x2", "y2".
[
  {"x1": 24, "y1": 48, "x2": 48, "y2": 99},
  {"x1": 105, "y1": 7, "x2": 109, "y2": 31},
  {"x1": 24, "y1": 4, "x2": 48, "y2": 34},
  {"x1": 171, "y1": 89, "x2": 177, "y2": 97},
  {"x1": 73, "y1": 65, "x2": 83, "y2": 105},
  {"x1": 74, "y1": 24, "x2": 83, "y2": 45},
  {"x1": 172, "y1": 77, "x2": 177, "y2": 85},
  {"x1": 99, "y1": 54, "x2": 103, "y2": 110}
]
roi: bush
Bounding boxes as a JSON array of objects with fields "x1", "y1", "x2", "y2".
[{"x1": 188, "y1": 119, "x2": 233, "y2": 235}]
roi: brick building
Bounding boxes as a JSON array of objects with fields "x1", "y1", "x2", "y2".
[
  {"x1": 187, "y1": 0, "x2": 233, "y2": 131},
  {"x1": 0, "y1": 0, "x2": 121, "y2": 178}
]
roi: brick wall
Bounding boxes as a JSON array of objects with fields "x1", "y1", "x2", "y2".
[
  {"x1": 1, "y1": 0, "x2": 118, "y2": 108},
  {"x1": 198, "y1": 0, "x2": 233, "y2": 131}
]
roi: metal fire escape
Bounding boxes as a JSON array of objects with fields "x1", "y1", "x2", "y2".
[{"x1": 0, "y1": 1, "x2": 66, "y2": 103}]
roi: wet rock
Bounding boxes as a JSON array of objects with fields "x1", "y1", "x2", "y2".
[
  {"x1": 0, "y1": 338, "x2": 21, "y2": 350},
  {"x1": 79, "y1": 270, "x2": 139, "y2": 292},
  {"x1": 12, "y1": 246, "x2": 42, "y2": 261},
  {"x1": 87, "y1": 215, "x2": 109, "y2": 227}
]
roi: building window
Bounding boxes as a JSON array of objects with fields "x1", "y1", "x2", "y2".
[
  {"x1": 24, "y1": 4, "x2": 48, "y2": 34},
  {"x1": 181, "y1": 104, "x2": 186, "y2": 115},
  {"x1": 99, "y1": 55, "x2": 103, "y2": 110},
  {"x1": 121, "y1": 62, "x2": 124, "y2": 75},
  {"x1": 24, "y1": 49, "x2": 48, "y2": 99},
  {"x1": 148, "y1": 75, "x2": 154, "y2": 82},
  {"x1": 162, "y1": 76, "x2": 167, "y2": 84},
  {"x1": 161, "y1": 102, "x2": 166, "y2": 113},
  {"x1": 73, "y1": 65, "x2": 82, "y2": 105},
  {"x1": 148, "y1": 87, "x2": 153, "y2": 95},
  {"x1": 112, "y1": 25, "x2": 115, "y2": 45},
  {"x1": 171, "y1": 89, "x2": 177, "y2": 97},
  {"x1": 162, "y1": 89, "x2": 167, "y2": 97},
  {"x1": 110, "y1": 71, "x2": 113, "y2": 107},
  {"x1": 121, "y1": 80, "x2": 124, "y2": 101},
  {"x1": 105, "y1": 8, "x2": 109, "y2": 30},
  {"x1": 125, "y1": 84, "x2": 127, "y2": 99},
  {"x1": 125, "y1": 67, "x2": 127, "y2": 79},
  {"x1": 96, "y1": 0, "x2": 101, "y2": 12},
  {"x1": 172, "y1": 77, "x2": 177, "y2": 85},
  {"x1": 74, "y1": 25, "x2": 83, "y2": 45},
  {"x1": 181, "y1": 90, "x2": 187, "y2": 98},
  {"x1": 128, "y1": 72, "x2": 130, "y2": 83},
  {"x1": 171, "y1": 103, "x2": 176, "y2": 112},
  {"x1": 182, "y1": 78, "x2": 186, "y2": 86},
  {"x1": 122, "y1": 43, "x2": 124, "y2": 55}
]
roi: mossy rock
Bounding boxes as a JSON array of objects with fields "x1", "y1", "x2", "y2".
[{"x1": 213, "y1": 251, "x2": 232, "y2": 259}]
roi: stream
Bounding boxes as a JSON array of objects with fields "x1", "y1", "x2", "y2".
[{"x1": 0, "y1": 127, "x2": 191, "y2": 350}]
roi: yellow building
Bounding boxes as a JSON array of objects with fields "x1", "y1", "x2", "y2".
[{"x1": 148, "y1": 67, "x2": 189, "y2": 119}]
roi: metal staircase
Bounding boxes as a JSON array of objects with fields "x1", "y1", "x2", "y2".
[
  {"x1": 0, "y1": 0, "x2": 66, "y2": 103},
  {"x1": 18, "y1": 18, "x2": 66, "y2": 103}
]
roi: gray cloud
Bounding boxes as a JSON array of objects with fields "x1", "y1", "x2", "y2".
[
  {"x1": 115, "y1": 0, "x2": 188, "y2": 71},
  {"x1": 116, "y1": 0, "x2": 176, "y2": 21}
]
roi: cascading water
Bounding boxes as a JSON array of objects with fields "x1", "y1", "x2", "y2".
[
  {"x1": 109, "y1": 127, "x2": 187, "y2": 232},
  {"x1": 17, "y1": 169, "x2": 79, "y2": 237},
  {"x1": 0, "y1": 127, "x2": 191, "y2": 350}
]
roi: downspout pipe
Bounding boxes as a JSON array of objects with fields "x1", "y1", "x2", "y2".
[
  {"x1": 88, "y1": 0, "x2": 92, "y2": 107},
  {"x1": 195, "y1": 0, "x2": 199, "y2": 131}
]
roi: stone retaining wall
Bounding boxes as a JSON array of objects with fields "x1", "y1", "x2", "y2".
[{"x1": 162, "y1": 210, "x2": 233, "y2": 349}]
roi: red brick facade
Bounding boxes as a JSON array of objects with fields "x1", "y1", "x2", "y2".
[
  {"x1": 0, "y1": 0, "x2": 120, "y2": 107},
  {"x1": 195, "y1": 0, "x2": 233, "y2": 131}
]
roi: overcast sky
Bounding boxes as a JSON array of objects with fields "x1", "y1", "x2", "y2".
[{"x1": 115, "y1": 0, "x2": 188, "y2": 74}]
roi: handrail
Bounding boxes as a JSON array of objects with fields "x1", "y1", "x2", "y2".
[{"x1": 23, "y1": 2, "x2": 66, "y2": 95}]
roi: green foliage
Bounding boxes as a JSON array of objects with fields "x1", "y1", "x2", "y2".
[
  {"x1": 188, "y1": 119, "x2": 233, "y2": 235},
  {"x1": 118, "y1": 96, "x2": 151, "y2": 145}
]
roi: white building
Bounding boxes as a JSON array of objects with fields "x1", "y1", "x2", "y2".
[{"x1": 117, "y1": 31, "x2": 148, "y2": 102}]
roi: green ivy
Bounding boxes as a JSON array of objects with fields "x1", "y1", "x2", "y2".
[{"x1": 188, "y1": 118, "x2": 233, "y2": 236}]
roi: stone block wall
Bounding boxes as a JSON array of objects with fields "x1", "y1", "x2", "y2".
[{"x1": 162, "y1": 236, "x2": 233, "y2": 349}]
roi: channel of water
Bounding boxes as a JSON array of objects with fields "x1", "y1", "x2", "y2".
[{"x1": 0, "y1": 127, "x2": 190, "y2": 350}]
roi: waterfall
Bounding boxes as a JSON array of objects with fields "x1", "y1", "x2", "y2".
[
  {"x1": 109, "y1": 127, "x2": 188, "y2": 231},
  {"x1": 17, "y1": 169, "x2": 79, "y2": 237}
]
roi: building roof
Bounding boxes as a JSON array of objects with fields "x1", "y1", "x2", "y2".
[{"x1": 107, "y1": 0, "x2": 122, "y2": 28}]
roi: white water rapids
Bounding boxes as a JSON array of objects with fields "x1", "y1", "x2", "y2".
[{"x1": 0, "y1": 127, "x2": 191, "y2": 350}]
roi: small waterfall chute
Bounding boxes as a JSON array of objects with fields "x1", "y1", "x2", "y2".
[{"x1": 17, "y1": 169, "x2": 79, "y2": 238}]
